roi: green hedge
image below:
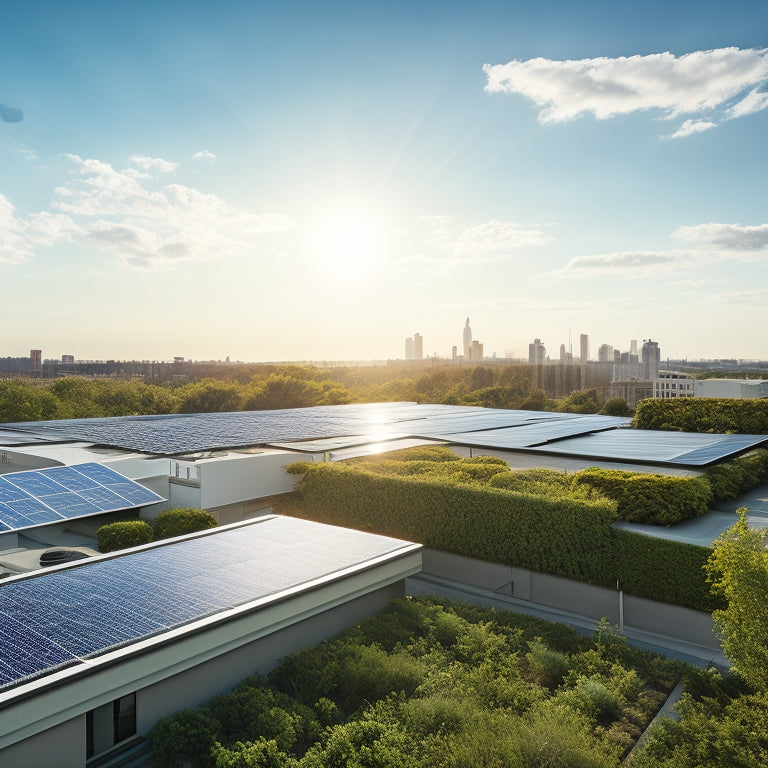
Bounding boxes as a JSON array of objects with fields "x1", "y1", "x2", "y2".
[
  {"x1": 291, "y1": 463, "x2": 719, "y2": 612},
  {"x1": 704, "y1": 449, "x2": 768, "y2": 503},
  {"x1": 572, "y1": 469, "x2": 713, "y2": 526},
  {"x1": 96, "y1": 520, "x2": 154, "y2": 553},
  {"x1": 634, "y1": 398, "x2": 768, "y2": 434},
  {"x1": 152, "y1": 507, "x2": 217, "y2": 540}
]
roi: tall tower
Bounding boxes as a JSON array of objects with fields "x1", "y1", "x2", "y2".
[
  {"x1": 642, "y1": 339, "x2": 660, "y2": 379},
  {"x1": 413, "y1": 333, "x2": 423, "y2": 360},
  {"x1": 580, "y1": 333, "x2": 589, "y2": 363},
  {"x1": 463, "y1": 317, "x2": 472, "y2": 360}
]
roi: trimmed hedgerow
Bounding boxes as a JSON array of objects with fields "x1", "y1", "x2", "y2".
[
  {"x1": 290, "y1": 462, "x2": 720, "y2": 612},
  {"x1": 571, "y1": 469, "x2": 713, "y2": 526},
  {"x1": 704, "y1": 449, "x2": 768, "y2": 504},
  {"x1": 152, "y1": 507, "x2": 217, "y2": 540},
  {"x1": 634, "y1": 397, "x2": 768, "y2": 434},
  {"x1": 293, "y1": 462, "x2": 617, "y2": 584},
  {"x1": 96, "y1": 520, "x2": 154, "y2": 553}
]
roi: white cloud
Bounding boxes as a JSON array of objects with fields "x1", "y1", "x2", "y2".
[
  {"x1": 2, "y1": 155, "x2": 294, "y2": 269},
  {"x1": 554, "y1": 250, "x2": 684, "y2": 277},
  {"x1": 410, "y1": 216, "x2": 553, "y2": 272},
  {"x1": 484, "y1": 47, "x2": 768, "y2": 136},
  {"x1": 128, "y1": 155, "x2": 178, "y2": 173},
  {"x1": 672, "y1": 222, "x2": 768, "y2": 252},
  {"x1": 711, "y1": 288, "x2": 768, "y2": 305},
  {"x1": 192, "y1": 149, "x2": 217, "y2": 161},
  {"x1": 664, "y1": 119, "x2": 717, "y2": 139},
  {"x1": 0, "y1": 195, "x2": 78, "y2": 263},
  {"x1": 726, "y1": 87, "x2": 768, "y2": 119}
]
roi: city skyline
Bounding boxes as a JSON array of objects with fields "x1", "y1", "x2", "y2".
[{"x1": 1, "y1": 1, "x2": 767, "y2": 362}]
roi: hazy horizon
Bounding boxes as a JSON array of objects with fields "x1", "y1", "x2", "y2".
[{"x1": 2, "y1": 1, "x2": 767, "y2": 362}]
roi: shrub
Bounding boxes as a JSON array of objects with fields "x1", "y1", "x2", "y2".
[
  {"x1": 96, "y1": 520, "x2": 154, "y2": 553},
  {"x1": 148, "y1": 707, "x2": 223, "y2": 768},
  {"x1": 153, "y1": 507, "x2": 217, "y2": 540},
  {"x1": 572, "y1": 469, "x2": 712, "y2": 526}
]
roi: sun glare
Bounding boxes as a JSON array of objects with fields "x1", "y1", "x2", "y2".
[{"x1": 308, "y1": 201, "x2": 388, "y2": 285}]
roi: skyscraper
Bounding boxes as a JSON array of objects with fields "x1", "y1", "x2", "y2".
[
  {"x1": 528, "y1": 338, "x2": 546, "y2": 364},
  {"x1": 580, "y1": 333, "x2": 589, "y2": 363},
  {"x1": 413, "y1": 333, "x2": 423, "y2": 360},
  {"x1": 642, "y1": 339, "x2": 661, "y2": 379},
  {"x1": 462, "y1": 317, "x2": 472, "y2": 360}
]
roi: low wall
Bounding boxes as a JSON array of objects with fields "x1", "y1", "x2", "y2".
[{"x1": 421, "y1": 549, "x2": 719, "y2": 652}]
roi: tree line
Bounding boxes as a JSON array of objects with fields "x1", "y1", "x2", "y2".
[{"x1": 0, "y1": 364, "x2": 630, "y2": 422}]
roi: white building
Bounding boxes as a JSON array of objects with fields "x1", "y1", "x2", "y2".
[
  {"x1": 694, "y1": 379, "x2": 768, "y2": 399},
  {"x1": 653, "y1": 371, "x2": 696, "y2": 399}
]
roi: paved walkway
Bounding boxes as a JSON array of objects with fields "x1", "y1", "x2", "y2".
[{"x1": 612, "y1": 481, "x2": 768, "y2": 546}]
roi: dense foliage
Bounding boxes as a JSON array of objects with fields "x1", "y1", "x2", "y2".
[
  {"x1": 572, "y1": 468, "x2": 713, "y2": 526},
  {"x1": 634, "y1": 397, "x2": 768, "y2": 434},
  {"x1": 704, "y1": 449, "x2": 768, "y2": 503},
  {"x1": 0, "y1": 365, "x2": 624, "y2": 421},
  {"x1": 96, "y1": 520, "x2": 154, "y2": 553},
  {"x1": 706, "y1": 510, "x2": 768, "y2": 692},
  {"x1": 96, "y1": 507, "x2": 216, "y2": 552},
  {"x1": 149, "y1": 597, "x2": 683, "y2": 768},
  {"x1": 152, "y1": 507, "x2": 218, "y2": 540},
  {"x1": 288, "y1": 448, "x2": 722, "y2": 611}
]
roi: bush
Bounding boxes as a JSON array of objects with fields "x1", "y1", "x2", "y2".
[
  {"x1": 153, "y1": 507, "x2": 217, "y2": 540},
  {"x1": 634, "y1": 397, "x2": 768, "y2": 434},
  {"x1": 572, "y1": 469, "x2": 712, "y2": 526},
  {"x1": 96, "y1": 520, "x2": 154, "y2": 553},
  {"x1": 148, "y1": 707, "x2": 223, "y2": 768}
]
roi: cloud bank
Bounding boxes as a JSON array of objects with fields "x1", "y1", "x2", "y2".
[
  {"x1": 1, "y1": 155, "x2": 294, "y2": 269},
  {"x1": 484, "y1": 47, "x2": 768, "y2": 136}
]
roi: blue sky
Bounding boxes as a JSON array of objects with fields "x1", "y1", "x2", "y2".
[{"x1": 2, "y1": 1, "x2": 767, "y2": 363}]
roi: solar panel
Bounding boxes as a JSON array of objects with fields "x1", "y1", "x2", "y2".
[
  {"x1": 0, "y1": 516, "x2": 417, "y2": 691},
  {"x1": 0, "y1": 462, "x2": 165, "y2": 532}
]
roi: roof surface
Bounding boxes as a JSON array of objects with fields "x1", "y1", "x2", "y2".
[
  {"x1": 0, "y1": 515, "x2": 419, "y2": 695},
  {"x1": 1, "y1": 403, "x2": 765, "y2": 467}
]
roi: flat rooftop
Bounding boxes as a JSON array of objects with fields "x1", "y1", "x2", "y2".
[{"x1": 0, "y1": 515, "x2": 421, "y2": 697}]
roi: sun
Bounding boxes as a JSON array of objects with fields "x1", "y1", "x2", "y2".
[{"x1": 307, "y1": 200, "x2": 388, "y2": 285}]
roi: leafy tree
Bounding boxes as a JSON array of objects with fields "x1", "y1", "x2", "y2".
[
  {"x1": 175, "y1": 378, "x2": 244, "y2": 413},
  {"x1": 600, "y1": 398, "x2": 631, "y2": 417},
  {"x1": 706, "y1": 509, "x2": 768, "y2": 691},
  {"x1": 0, "y1": 381, "x2": 62, "y2": 421}
]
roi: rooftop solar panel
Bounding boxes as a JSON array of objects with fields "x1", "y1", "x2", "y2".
[
  {"x1": 0, "y1": 516, "x2": 418, "y2": 692},
  {"x1": 0, "y1": 462, "x2": 165, "y2": 532},
  {"x1": 519, "y1": 429, "x2": 768, "y2": 466}
]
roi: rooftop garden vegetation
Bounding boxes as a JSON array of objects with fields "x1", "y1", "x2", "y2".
[
  {"x1": 287, "y1": 446, "x2": 768, "y2": 611},
  {"x1": 148, "y1": 596, "x2": 687, "y2": 768},
  {"x1": 96, "y1": 507, "x2": 216, "y2": 553}
]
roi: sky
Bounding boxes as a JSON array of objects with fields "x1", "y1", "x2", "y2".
[{"x1": 2, "y1": 1, "x2": 768, "y2": 364}]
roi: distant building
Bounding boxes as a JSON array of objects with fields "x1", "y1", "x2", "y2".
[
  {"x1": 29, "y1": 349, "x2": 42, "y2": 377},
  {"x1": 451, "y1": 345, "x2": 457, "y2": 361},
  {"x1": 694, "y1": 379, "x2": 768, "y2": 399},
  {"x1": 610, "y1": 379, "x2": 653, "y2": 410},
  {"x1": 462, "y1": 318, "x2": 472, "y2": 360},
  {"x1": 528, "y1": 338, "x2": 546, "y2": 364},
  {"x1": 653, "y1": 371, "x2": 695, "y2": 399},
  {"x1": 405, "y1": 337, "x2": 414, "y2": 360},
  {"x1": 61, "y1": 355, "x2": 75, "y2": 364},
  {"x1": 471, "y1": 340, "x2": 483, "y2": 362},
  {"x1": 598, "y1": 344, "x2": 613, "y2": 363},
  {"x1": 580, "y1": 334, "x2": 589, "y2": 363},
  {"x1": 642, "y1": 339, "x2": 660, "y2": 380},
  {"x1": 413, "y1": 333, "x2": 423, "y2": 360}
]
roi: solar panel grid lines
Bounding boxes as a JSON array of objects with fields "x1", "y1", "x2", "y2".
[
  {"x1": 0, "y1": 517, "x2": 416, "y2": 692},
  {"x1": 0, "y1": 462, "x2": 165, "y2": 533}
]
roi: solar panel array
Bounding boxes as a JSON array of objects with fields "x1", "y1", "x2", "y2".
[
  {"x1": 519, "y1": 429, "x2": 768, "y2": 466},
  {"x1": 0, "y1": 462, "x2": 164, "y2": 532},
  {"x1": 1, "y1": 403, "x2": 764, "y2": 466},
  {"x1": 0, "y1": 516, "x2": 416, "y2": 692}
]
